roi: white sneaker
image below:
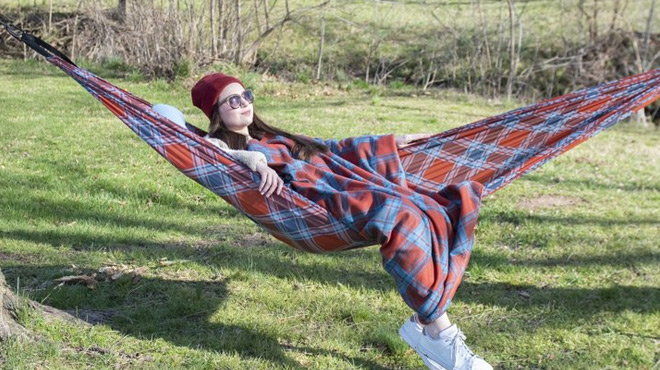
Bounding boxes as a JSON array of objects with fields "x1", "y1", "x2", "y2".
[
  {"x1": 398, "y1": 314, "x2": 446, "y2": 370},
  {"x1": 398, "y1": 313, "x2": 424, "y2": 347},
  {"x1": 417, "y1": 324, "x2": 493, "y2": 370}
]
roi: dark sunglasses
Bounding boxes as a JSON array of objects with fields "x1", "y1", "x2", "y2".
[{"x1": 217, "y1": 90, "x2": 254, "y2": 110}]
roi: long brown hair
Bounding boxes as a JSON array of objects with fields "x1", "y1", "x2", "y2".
[{"x1": 207, "y1": 104, "x2": 329, "y2": 161}]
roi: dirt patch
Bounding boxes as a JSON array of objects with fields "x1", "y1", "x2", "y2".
[
  {"x1": 517, "y1": 194, "x2": 588, "y2": 211},
  {"x1": 68, "y1": 343, "x2": 155, "y2": 367},
  {"x1": 202, "y1": 224, "x2": 275, "y2": 248},
  {"x1": 234, "y1": 232, "x2": 274, "y2": 248},
  {"x1": 0, "y1": 251, "x2": 41, "y2": 264}
]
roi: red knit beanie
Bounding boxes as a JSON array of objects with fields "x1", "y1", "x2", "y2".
[{"x1": 191, "y1": 72, "x2": 245, "y2": 120}]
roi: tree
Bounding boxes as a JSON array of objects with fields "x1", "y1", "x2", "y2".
[{"x1": 0, "y1": 269, "x2": 90, "y2": 342}]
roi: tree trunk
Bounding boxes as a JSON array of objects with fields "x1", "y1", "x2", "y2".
[
  {"x1": 632, "y1": 109, "x2": 648, "y2": 127},
  {"x1": 211, "y1": 0, "x2": 218, "y2": 56},
  {"x1": 0, "y1": 269, "x2": 30, "y2": 341},
  {"x1": 235, "y1": 0, "x2": 243, "y2": 65},
  {"x1": 219, "y1": 0, "x2": 227, "y2": 54},
  {"x1": 641, "y1": 0, "x2": 656, "y2": 71},
  {"x1": 48, "y1": 0, "x2": 53, "y2": 33},
  {"x1": 188, "y1": 1, "x2": 197, "y2": 60},
  {"x1": 316, "y1": 14, "x2": 325, "y2": 80},
  {"x1": 0, "y1": 268, "x2": 90, "y2": 342},
  {"x1": 253, "y1": 0, "x2": 262, "y2": 35},
  {"x1": 263, "y1": 0, "x2": 270, "y2": 30},
  {"x1": 506, "y1": 0, "x2": 517, "y2": 99}
]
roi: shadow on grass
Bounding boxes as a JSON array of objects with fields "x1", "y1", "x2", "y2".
[
  {"x1": 1, "y1": 221, "x2": 657, "y2": 368},
  {"x1": 480, "y1": 207, "x2": 660, "y2": 227},
  {"x1": 470, "y1": 248, "x2": 659, "y2": 268},
  {"x1": 3, "y1": 224, "x2": 658, "y2": 319},
  {"x1": 456, "y1": 280, "x2": 660, "y2": 326},
  {"x1": 1, "y1": 263, "x2": 393, "y2": 370}
]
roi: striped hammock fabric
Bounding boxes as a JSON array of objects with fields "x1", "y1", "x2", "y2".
[
  {"x1": 398, "y1": 71, "x2": 660, "y2": 196},
  {"x1": 42, "y1": 55, "x2": 660, "y2": 254}
]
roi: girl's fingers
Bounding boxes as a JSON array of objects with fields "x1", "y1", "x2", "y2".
[
  {"x1": 267, "y1": 176, "x2": 277, "y2": 197},
  {"x1": 258, "y1": 170, "x2": 284, "y2": 198},
  {"x1": 263, "y1": 176, "x2": 272, "y2": 197},
  {"x1": 270, "y1": 175, "x2": 281, "y2": 197},
  {"x1": 270, "y1": 175, "x2": 283, "y2": 197},
  {"x1": 275, "y1": 180, "x2": 282, "y2": 196},
  {"x1": 265, "y1": 173, "x2": 276, "y2": 197},
  {"x1": 262, "y1": 174, "x2": 270, "y2": 195},
  {"x1": 260, "y1": 172, "x2": 272, "y2": 195}
]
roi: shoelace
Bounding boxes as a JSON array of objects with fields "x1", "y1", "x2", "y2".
[{"x1": 451, "y1": 328, "x2": 479, "y2": 363}]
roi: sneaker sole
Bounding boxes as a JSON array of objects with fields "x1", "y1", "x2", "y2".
[{"x1": 399, "y1": 324, "x2": 448, "y2": 370}]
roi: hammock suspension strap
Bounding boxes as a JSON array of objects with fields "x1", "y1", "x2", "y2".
[{"x1": 0, "y1": 14, "x2": 77, "y2": 66}]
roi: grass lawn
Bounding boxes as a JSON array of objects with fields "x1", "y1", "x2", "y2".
[{"x1": 0, "y1": 58, "x2": 658, "y2": 369}]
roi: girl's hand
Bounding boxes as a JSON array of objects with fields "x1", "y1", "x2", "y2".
[
  {"x1": 395, "y1": 133, "x2": 434, "y2": 149},
  {"x1": 255, "y1": 162, "x2": 284, "y2": 198}
]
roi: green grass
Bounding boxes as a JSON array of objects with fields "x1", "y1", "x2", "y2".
[{"x1": 0, "y1": 57, "x2": 659, "y2": 369}]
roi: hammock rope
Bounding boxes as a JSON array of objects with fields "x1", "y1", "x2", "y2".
[{"x1": 2, "y1": 18, "x2": 659, "y2": 253}]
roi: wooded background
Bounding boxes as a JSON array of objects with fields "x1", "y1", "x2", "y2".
[{"x1": 1, "y1": 0, "x2": 658, "y2": 100}]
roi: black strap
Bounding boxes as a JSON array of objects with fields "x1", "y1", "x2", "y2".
[{"x1": 0, "y1": 13, "x2": 77, "y2": 67}]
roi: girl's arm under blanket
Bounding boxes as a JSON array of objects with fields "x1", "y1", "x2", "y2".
[
  {"x1": 205, "y1": 136, "x2": 268, "y2": 172},
  {"x1": 306, "y1": 133, "x2": 407, "y2": 187},
  {"x1": 308, "y1": 133, "x2": 399, "y2": 168}
]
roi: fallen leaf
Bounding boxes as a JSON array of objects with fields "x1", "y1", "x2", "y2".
[
  {"x1": 129, "y1": 266, "x2": 148, "y2": 284},
  {"x1": 54, "y1": 273, "x2": 98, "y2": 289}
]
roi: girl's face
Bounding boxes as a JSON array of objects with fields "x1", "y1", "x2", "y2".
[{"x1": 217, "y1": 82, "x2": 254, "y2": 134}]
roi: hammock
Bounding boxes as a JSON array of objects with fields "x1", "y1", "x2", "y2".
[{"x1": 3, "y1": 20, "x2": 660, "y2": 254}]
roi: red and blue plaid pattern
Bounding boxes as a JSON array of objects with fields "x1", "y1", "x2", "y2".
[
  {"x1": 398, "y1": 69, "x2": 660, "y2": 196},
  {"x1": 43, "y1": 55, "x2": 659, "y2": 322},
  {"x1": 247, "y1": 132, "x2": 484, "y2": 322}
]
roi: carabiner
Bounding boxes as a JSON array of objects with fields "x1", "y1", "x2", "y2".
[{"x1": 4, "y1": 23, "x2": 23, "y2": 40}]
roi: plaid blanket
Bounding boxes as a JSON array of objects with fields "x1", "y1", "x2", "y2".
[{"x1": 247, "y1": 132, "x2": 484, "y2": 323}]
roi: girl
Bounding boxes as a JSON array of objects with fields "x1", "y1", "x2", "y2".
[
  {"x1": 151, "y1": 103, "x2": 270, "y2": 177},
  {"x1": 191, "y1": 72, "x2": 492, "y2": 370}
]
